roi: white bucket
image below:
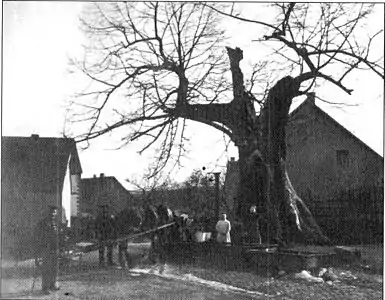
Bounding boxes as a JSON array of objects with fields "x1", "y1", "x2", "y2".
[
  {"x1": 203, "y1": 232, "x2": 212, "y2": 241},
  {"x1": 195, "y1": 232, "x2": 212, "y2": 242},
  {"x1": 195, "y1": 232, "x2": 205, "y2": 242}
]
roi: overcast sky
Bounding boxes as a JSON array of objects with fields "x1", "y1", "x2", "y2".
[{"x1": 2, "y1": 2, "x2": 383, "y2": 189}]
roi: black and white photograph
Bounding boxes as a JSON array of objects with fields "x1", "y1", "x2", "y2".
[{"x1": 1, "y1": 2, "x2": 383, "y2": 299}]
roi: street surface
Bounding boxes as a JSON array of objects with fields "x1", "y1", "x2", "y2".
[
  {"x1": 1, "y1": 243, "x2": 269, "y2": 300},
  {"x1": 1, "y1": 242, "x2": 383, "y2": 300},
  {"x1": 3, "y1": 268, "x2": 268, "y2": 300}
]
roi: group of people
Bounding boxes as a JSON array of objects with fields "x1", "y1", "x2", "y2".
[{"x1": 33, "y1": 203, "x2": 262, "y2": 294}]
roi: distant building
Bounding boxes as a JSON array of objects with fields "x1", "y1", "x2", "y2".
[
  {"x1": 1, "y1": 134, "x2": 82, "y2": 259},
  {"x1": 134, "y1": 185, "x2": 224, "y2": 219},
  {"x1": 224, "y1": 94, "x2": 383, "y2": 242},
  {"x1": 79, "y1": 174, "x2": 135, "y2": 217}
]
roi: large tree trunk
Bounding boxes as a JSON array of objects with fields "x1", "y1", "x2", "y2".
[
  {"x1": 260, "y1": 76, "x2": 328, "y2": 245},
  {"x1": 227, "y1": 50, "x2": 329, "y2": 246}
]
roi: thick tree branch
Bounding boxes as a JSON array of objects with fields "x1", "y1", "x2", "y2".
[{"x1": 226, "y1": 47, "x2": 245, "y2": 99}]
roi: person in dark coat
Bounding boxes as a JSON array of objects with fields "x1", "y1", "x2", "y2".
[
  {"x1": 245, "y1": 205, "x2": 262, "y2": 244},
  {"x1": 33, "y1": 205, "x2": 60, "y2": 294},
  {"x1": 116, "y1": 208, "x2": 142, "y2": 268},
  {"x1": 95, "y1": 205, "x2": 118, "y2": 267},
  {"x1": 141, "y1": 205, "x2": 159, "y2": 231}
]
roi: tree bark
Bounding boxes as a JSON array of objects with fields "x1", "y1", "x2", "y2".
[{"x1": 226, "y1": 49, "x2": 329, "y2": 246}]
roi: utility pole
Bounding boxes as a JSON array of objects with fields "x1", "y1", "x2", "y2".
[
  {"x1": 213, "y1": 172, "x2": 221, "y2": 219},
  {"x1": 202, "y1": 167, "x2": 221, "y2": 219}
]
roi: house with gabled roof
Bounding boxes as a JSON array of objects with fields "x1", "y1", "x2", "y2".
[
  {"x1": 286, "y1": 93, "x2": 383, "y2": 242},
  {"x1": 79, "y1": 173, "x2": 135, "y2": 217},
  {"x1": 224, "y1": 93, "x2": 383, "y2": 242},
  {"x1": 1, "y1": 134, "x2": 82, "y2": 259},
  {"x1": 286, "y1": 92, "x2": 383, "y2": 203}
]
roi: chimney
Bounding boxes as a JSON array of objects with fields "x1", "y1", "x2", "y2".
[
  {"x1": 93, "y1": 174, "x2": 96, "y2": 178},
  {"x1": 100, "y1": 173, "x2": 104, "y2": 178},
  {"x1": 306, "y1": 92, "x2": 316, "y2": 104},
  {"x1": 31, "y1": 134, "x2": 39, "y2": 140},
  {"x1": 230, "y1": 157, "x2": 235, "y2": 162}
]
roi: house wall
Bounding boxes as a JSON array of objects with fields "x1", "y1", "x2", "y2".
[
  {"x1": 2, "y1": 154, "x2": 64, "y2": 259},
  {"x1": 79, "y1": 175, "x2": 134, "y2": 217},
  {"x1": 286, "y1": 102, "x2": 383, "y2": 207},
  {"x1": 106, "y1": 178, "x2": 135, "y2": 213},
  {"x1": 62, "y1": 159, "x2": 71, "y2": 225},
  {"x1": 286, "y1": 102, "x2": 383, "y2": 243},
  {"x1": 2, "y1": 186, "x2": 60, "y2": 260},
  {"x1": 62, "y1": 155, "x2": 82, "y2": 227},
  {"x1": 70, "y1": 174, "x2": 81, "y2": 217}
]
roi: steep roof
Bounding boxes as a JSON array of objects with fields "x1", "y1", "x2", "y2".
[
  {"x1": 80, "y1": 175, "x2": 135, "y2": 215},
  {"x1": 1, "y1": 135, "x2": 82, "y2": 194},
  {"x1": 133, "y1": 186, "x2": 217, "y2": 212},
  {"x1": 81, "y1": 175, "x2": 134, "y2": 200},
  {"x1": 81, "y1": 175, "x2": 131, "y2": 190},
  {"x1": 289, "y1": 97, "x2": 383, "y2": 161}
]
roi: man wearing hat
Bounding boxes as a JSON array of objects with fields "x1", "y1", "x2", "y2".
[
  {"x1": 95, "y1": 204, "x2": 118, "y2": 267},
  {"x1": 33, "y1": 205, "x2": 60, "y2": 294}
]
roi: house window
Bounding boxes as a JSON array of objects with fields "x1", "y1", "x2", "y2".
[{"x1": 336, "y1": 150, "x2": 349, "y2": 167}]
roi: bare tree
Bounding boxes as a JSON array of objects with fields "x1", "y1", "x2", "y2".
[
  {"x1": 67, "y1": 2, "x2": 383, "y2": 245},
  {"x1": 67, "y1": 2, "x2": 230, "y2": 179}
]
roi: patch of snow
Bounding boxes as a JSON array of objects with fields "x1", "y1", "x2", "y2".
[
  {"x1": 294, "y1": 270, "x2": 323, "y2": 283},
  {"x1": 130, "y1": 266, "x2": 280, "y2": 298}
]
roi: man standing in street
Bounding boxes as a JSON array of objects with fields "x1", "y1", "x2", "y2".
[
  {"x1": 95, "y1": 205, "x2": 118, "y2": 267},
  {"x1": 246, "y1": 205, "x2": 262, "y2": 244},
  {"x1": 33, "y1": 205, "x2": 60, "y2": 295}
]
